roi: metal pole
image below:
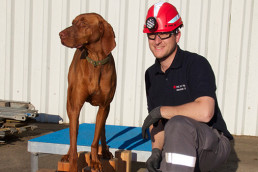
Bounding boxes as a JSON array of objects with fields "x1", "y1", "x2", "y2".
[{"x1": 31, "y1": 153, "x2": 39, "y2": 172}]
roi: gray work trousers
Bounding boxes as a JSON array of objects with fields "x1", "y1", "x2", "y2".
[{"x1": 160, "y1": 116, "x2": 231, "y2": 172}]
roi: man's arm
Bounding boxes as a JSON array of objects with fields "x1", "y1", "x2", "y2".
[
  {"x1": 149, "y1": 121, "x2": 165, "y2": 150},
  {"x1": 142, "y1": 96, "x2": 215, "y2": 139},
  {"x1": 146, "y1": 122, "x2": 164, "y2": 171},
  {"x1": 161, "y1": 96, "x2": 215, "y2": 123},
  {"x1": 148, "y1": 96, "x2": 214, "y2": 150}
]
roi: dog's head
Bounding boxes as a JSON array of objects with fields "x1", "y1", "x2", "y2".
[{"x1": 59, "y1": 13, "x2": 116, "y2": 56}]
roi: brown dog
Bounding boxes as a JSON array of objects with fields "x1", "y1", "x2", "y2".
[{"x1": 59, "y1": 13, "x2": 116, "y2": 171}]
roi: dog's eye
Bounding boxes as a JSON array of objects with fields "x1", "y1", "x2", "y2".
[{"x1": 80, "y1": 22, "x2": 89, "y2": 28}]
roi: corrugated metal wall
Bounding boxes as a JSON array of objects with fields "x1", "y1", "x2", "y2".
[{"x1": 0, "y1": 0, "x2": 258, "y2": 136}]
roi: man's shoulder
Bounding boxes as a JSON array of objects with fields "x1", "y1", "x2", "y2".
[
  {"x1": 146, "y1": 63, "x2": 157, "y2": 74},
  {"x1": 180, "y1": 49, "x2": 206, "y2": 61},
  {"x1": 180, "y1": 48, "x2": 210, "y2": 66}
]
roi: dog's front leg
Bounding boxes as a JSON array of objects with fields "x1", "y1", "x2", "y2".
[
  {"x1": 100, "y1": 105, "x2": 113, "y2": 159},
  {"x1": 66, "y1": 85, "x2": 85, "y2": 172},
  {"x1": 68, "y1": 117, "x2": 79, "y2": 172},
  {"x1": 91, "y1": 105, "x2": 111, "y2": 171}
]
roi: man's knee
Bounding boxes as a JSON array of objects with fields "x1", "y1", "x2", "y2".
[
  {"x1": 165, "y1": 116, "x2": 197, "y2": 132},
  {"x1": 161, "y1": 116, "x2": 199, "y2": 171}
]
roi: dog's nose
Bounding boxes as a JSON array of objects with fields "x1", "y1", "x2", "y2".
[{"x1": 59, "y1": 31, "x2": 66, "y2": 39}]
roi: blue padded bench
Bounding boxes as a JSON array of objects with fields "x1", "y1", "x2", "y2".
[{"x1": 28, "y1": 123, "x2": 151, "y2": 172}]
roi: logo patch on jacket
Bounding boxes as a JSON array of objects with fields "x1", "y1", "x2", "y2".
[{"x1": 173, "y1": 84, "x2": 186, "y2": 91}]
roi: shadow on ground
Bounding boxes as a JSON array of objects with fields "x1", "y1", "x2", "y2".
[{"x1": 214, "y1": 139, "x2": 240, "y2": 172}]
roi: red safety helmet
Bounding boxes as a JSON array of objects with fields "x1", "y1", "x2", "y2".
[{"x1": 143, "y1": 2, "x2": 183, "y2": 33}]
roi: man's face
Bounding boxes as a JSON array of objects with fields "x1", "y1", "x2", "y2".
[{"x1": 148, "y1": 31, "x2": 181, "y2": 60}]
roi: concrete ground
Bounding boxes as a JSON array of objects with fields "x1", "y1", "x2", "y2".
[{"x1": 0, "y1": 122, "x2": 257, "y2": 172}]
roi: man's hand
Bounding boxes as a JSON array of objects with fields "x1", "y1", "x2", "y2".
[
  {"x1": 146, "y1": 148, "x2": 162, "y2": 172},
  {"x1": 142, "y1": 106, "x2": 162, "y2": 139}
]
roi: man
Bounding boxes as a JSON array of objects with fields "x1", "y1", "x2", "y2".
[{"x1": 141, "y1": 2, "x2": 232, "y2": 172}]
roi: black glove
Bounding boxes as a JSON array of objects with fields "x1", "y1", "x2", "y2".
[
  {"x1": 146, "y1": 148, "x2": 162, "y2": 172},
  {"x1": 142, "y1": 106, "x2": 162, "y2": 139}
]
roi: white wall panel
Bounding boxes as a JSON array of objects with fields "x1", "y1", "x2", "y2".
[
  {"x1": 243, "y1": 0, "x2": 258, "y2": 135},
  {"x1": 215, "y1": 0, "x2": 231, "y2": 112},
  {"x1": 1, "y1": 0, "x2": 258, "y2": 136},
  {"x1": 2, "y1": 0, "x2": 12, "y2": 100},
  {"x1": 0, "y1": 0, "x2": 7, "y2": 97},
  {"x1": 30, "y1": 0, "x2": 44, "y2": 120},
  {"x1": 236, "y1": 0, "x2": 255, "y2": 135}
]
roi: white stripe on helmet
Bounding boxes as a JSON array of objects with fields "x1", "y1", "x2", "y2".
[
  {"x1": 154, "y1": 2, "x2": 165, "y2": 18},
  {"x1": 168, "y1": 14, "x2": 180, "y2": 24}
]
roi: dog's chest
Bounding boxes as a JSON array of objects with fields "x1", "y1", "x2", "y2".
[
  {"x1": 85, "y1": 67, "x2": 115, "y2": 105},
  {"x1": 86, "y1": 83, "x2": 108, "y2": 106}
]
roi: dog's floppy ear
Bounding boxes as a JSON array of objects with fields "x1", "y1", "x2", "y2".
[{"x1": 99, "y1": 19, "x2": 116, "y2": 56}]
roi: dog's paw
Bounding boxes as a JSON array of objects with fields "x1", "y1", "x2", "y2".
[
  {"x1": 60, "y1": 154, "x2": 69, "y2": 162},
  {"x1": 90, "y1": 153, "x2": 103, "y2": 172},
  {"x1": 91, "y1": 160, "x2": 103, "y2": 172}
]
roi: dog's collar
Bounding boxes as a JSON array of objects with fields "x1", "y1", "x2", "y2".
[{"x1": 86, "y1": 54, "x2": 110, "y2": 67}]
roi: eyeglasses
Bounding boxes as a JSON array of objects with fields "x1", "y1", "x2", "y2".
[{"x1": 147, "y1": 30, "x2": 178, "y2": 40}]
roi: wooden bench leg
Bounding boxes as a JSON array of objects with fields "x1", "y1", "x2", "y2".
[
  {"x1": 57, "y1": 161, "x2": 69, "y2": 172},
  {"x1": 115, "y1": 150, "x2": 132, "y2": 172}
]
